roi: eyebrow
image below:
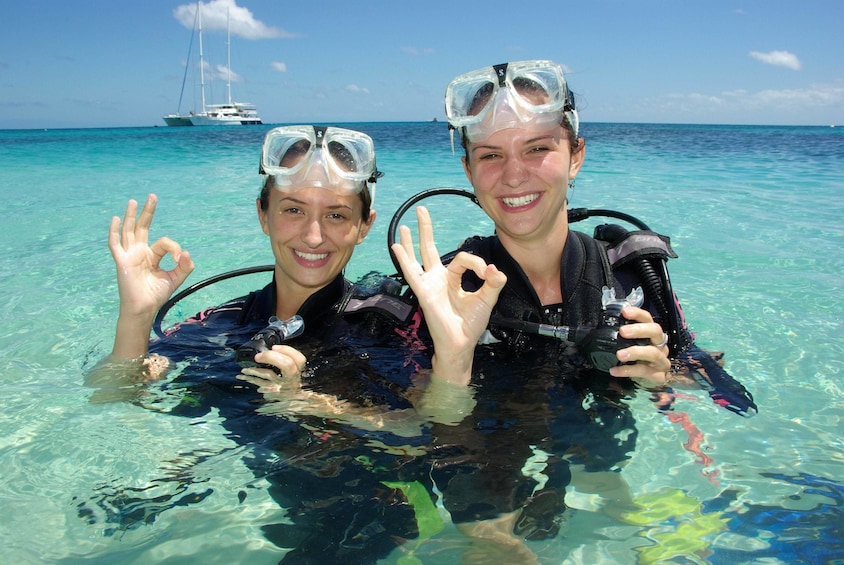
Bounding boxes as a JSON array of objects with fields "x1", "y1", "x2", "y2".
[
  {"x1": 525, "y1": 133, "x2": 559, "y2": 144},
  {"x1": 471, "y1": 133, "x2": 559, "y2": 153},
  {"x1": 278, "y1": 195, "x2": 354, "y2": 211}
]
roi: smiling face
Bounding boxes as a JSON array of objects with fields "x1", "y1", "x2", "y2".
[
  {"x1": 257, "y1": 186, "x2": 375, "y2": 315},
  {"x1": 462, "y1": 124, "x2": 585, "y2": 249}
]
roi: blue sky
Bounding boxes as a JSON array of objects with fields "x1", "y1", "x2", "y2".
[{"x1": 1, "y1": 0, "x2": 841, "y2": 129}]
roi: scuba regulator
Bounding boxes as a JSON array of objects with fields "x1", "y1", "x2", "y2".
[
  {"x1": 491, "y1": 287, "x2": 649, "y2": 372},
  {"x1": 235, "y1": 315, "x2": 305, "y2": 369}
]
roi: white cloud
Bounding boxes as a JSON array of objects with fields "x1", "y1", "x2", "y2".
[
  {"x1": 401, "y1": 47, "x2": 435, "y2": 56},
  {"x1": 198, "y1": 60, "x2": 242, "y2": 82},
  {"x1": 346, "y1": 84, "x2": 370, "y2": 94},
  {"x1": 749, "y1": 50, "x2": 802, "y2": 71},
  {"x1": 271, "y1": 62, "x2": 287, "y2": 73},
  {"x1": 215, "y1": 64, "x2": 242, "y2": 82},
  {"x1": 646, "y1": 82, "x2": 843, "y2": 122},
  {"x1": 724, "y1": 84, "x2": 844, "y2": 109},
  {"x1": 174, "y1": 0, "x2": 298, "y2": 40}
]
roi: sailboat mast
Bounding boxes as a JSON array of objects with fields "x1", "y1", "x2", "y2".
[
  {"x1": 198, "y1": 1, "x2": 206, "y2": 113},
  {"x1": 226, "y1": 8, "x2": 232, "y2": 105}
]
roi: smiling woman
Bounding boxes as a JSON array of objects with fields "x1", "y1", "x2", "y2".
[
  {"x1": 382, "y1": 61, "x2": 764, "y2": 560},
  {"x1": 393, "y1": 60, "x2": 720, "y2": 388},
  {"x1": 83, "y1": 125, "x2": 451, "y2": 562},
  {"x1": 95, "y1": 125, "x2": 380, "y2": 367}
]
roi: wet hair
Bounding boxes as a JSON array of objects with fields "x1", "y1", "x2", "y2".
[
  {"x1": 258, "y1": 178, "x2": 373, "y2": 222},
  {"x1": 277, "y1": 139, "x2": 310, "y2": 168},
  {"x1": 326, "y1": 140, "x2": 358, "y2": 172},
  {"x1": 468, "y1": 82, "x2": 494, "y2": 117}
]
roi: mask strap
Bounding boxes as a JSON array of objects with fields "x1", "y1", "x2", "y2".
[
  {"x1": 312, "y1": 125, "x2": 327, "y2": 148},
  {"x1": 492, "y1": 62, "x2": 508, "y2": 87}
]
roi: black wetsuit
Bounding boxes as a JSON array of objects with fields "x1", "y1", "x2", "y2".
[
  {"x1": 423, "y1": 349, "x2": 638, "y2": 540},
  {"x1": 154, "y1": 237, "x2": 641, "y2": 548},
  {"x1": 145, "y1": 274, "x2": 432, "y2": 564}
]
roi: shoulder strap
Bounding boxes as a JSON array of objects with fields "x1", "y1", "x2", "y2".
[
  {"x1": 343, "y1": 293, "x2": 416, "y2": 325},
  {"x1": 596, "y1": 226, "x2": 678, "y2": 268},
  {"x1": 340, "y1": 274, "x2": 417, "y2": 326},
  {"x1": 570, "y1": 230, "x2": 614, "y2": 288}
]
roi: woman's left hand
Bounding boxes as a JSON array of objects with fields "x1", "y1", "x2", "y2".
[
  {"x1": 237, "y1": 344, "x2": 307, "y2": 392},
  {"x1": 608, "y1": 306, "x2": 672, "y2": 385}
]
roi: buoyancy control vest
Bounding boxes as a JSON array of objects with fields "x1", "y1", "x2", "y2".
[
  {"x1": 450, "y1": 228, "x2": 675, "y2": 357},
  {"x1": 385, "y1": 189, "x2": 756, "y2": 417}
]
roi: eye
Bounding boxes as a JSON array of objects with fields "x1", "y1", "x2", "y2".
[
  {"x1": 528, "y1": 144, "x2": 550, "y2": 154},
  {"x1": 282, "y1": 206, "x2": 304, "y2": 215},
  {"x1": 477, "y1": 151, "x2": 501, "y2": 161}
]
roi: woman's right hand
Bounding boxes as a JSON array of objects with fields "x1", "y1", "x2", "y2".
[
  {"x1": 109, "y1": 194, "x2": 194, "y2": 319},
  {"x1": 391, "y1": 206, "x2": 506, "y2": 385},
  {"x1": 108, "y1": 194, "x2": 194, "y2": 359}
]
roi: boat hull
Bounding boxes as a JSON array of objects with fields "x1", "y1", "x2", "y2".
[
  {"x1": 163, "y1": 115, "x2": 194, "y2": 127},
  {"x1": 188, "y1": 116, "x2": 263, "y2": 126},
  {"x1": 187, "y1": 103, "x2": 263, "y2": 126}
]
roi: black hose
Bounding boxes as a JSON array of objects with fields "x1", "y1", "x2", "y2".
[
  {"x1": 387, "y1": 188, "x2": 480, "y2": 278},
  {"x1": 568, "y1": 207, "x2": 651, "y2": 230},
  {"x1": 153, "y1": 265, "x2": 274, "y2": 338}
]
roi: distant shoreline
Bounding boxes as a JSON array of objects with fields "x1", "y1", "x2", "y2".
[{"x1": 1, "y1": 121, "x2": 838, "y2": 133}]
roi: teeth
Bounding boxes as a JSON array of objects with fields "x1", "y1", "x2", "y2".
[
  {"x1": 502, "y1": 193, "x2": 538, "y2": 208},
  {"x1": 296, "y1": 250, "x2": 328, "y2": 261}
]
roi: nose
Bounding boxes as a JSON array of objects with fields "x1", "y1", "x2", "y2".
[
  {"x1": 300, "y1": 219, "x2": 325, "y2": 247},
  {"x1": 501, "y1": 156, "x2": 529, "y2": 187}
]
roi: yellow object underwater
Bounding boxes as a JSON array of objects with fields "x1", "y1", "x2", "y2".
[
  {"x1": 382, "y1": 480, "x2": 445, "y2": 565},
  {"x1": 621, "y1": 488, "x2": 730, "y2": 564}
]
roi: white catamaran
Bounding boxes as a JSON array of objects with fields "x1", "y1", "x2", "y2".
[{"x1": 163, "y1": 3, "x2": 262, "y2": 126}]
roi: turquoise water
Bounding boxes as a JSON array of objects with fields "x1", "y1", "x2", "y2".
[{"x1": 1, "y1": 123, "x2": 842, "y2": 563}]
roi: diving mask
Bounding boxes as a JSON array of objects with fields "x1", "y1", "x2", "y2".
[
  {"x1": 445, "y1": 60, "x2": 579, "y2": 143},
  {"x1": 260, "y1": 125, "x2": 383, "y2": 195}
]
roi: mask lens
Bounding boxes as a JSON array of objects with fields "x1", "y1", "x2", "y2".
[
  {"x1": 261, "y1": 125, "x2": 315, "y2": 178},
  {"x1": 445, "y1": 68, "x2": 498, "y2": 127},
  {"x1": 507, "y1": 61, "x2": 566, "y2": 112},
  {"x1": 278, "y1": 139, "x2": 312, "y2": 169},
  {"x1": 466, "y1": 82, "x2": 495, "y2": 118},
  {"x1": 323, "y1": 129, "x2": 375, "y2": 189},
  {"x1": 327, "y1": 140, "x2": 358, "y2": 173}
]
